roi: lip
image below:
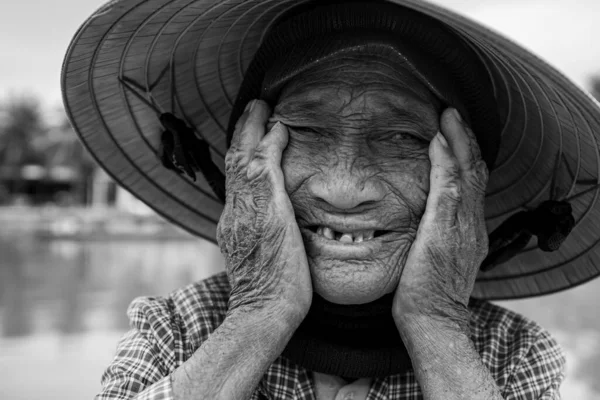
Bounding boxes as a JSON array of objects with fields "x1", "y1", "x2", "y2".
[
  {"x1": 301, "y1": 219, "x2": 386, "y2": 233},
  {"x1": 300, "y1": 227, "x2": 384, "y2": 260}
]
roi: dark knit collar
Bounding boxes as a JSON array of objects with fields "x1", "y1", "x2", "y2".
[{"x1": 281, "y1": 293, "x2": 413, "y2": 378}]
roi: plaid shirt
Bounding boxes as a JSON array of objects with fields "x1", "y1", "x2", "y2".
[{"x1": 97, "y1": 272, "x2": 565, "y2": 400}]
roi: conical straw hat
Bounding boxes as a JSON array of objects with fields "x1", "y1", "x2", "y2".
[{"x1": 62, "y1": 0, "x2": 600, "y2": 300}]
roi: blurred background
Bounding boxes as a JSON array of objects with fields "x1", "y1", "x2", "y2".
[{"x1": 1, "y1": 0, "x2": 600, "y2": 399}]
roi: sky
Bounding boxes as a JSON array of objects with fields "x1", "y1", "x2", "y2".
[{"x1": 1, "y1": 0, "x2": 599, "y2": 117}]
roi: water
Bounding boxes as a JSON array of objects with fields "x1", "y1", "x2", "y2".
[{"x1": 0, "y1": 230, "x2": 599, "y2": 399}]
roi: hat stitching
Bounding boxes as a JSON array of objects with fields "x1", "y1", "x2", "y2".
[
  {"x1": 174, "y1": 1, "x2": 233, "y2": 148},
  {"x1": 238, "y1": 0, "x2": 290, "y2": 80},
  {"x1": 61, "y1": 0, "x2": 600, "y2": 299},
  {"x1": 476, "y1": 44, "x2": 526, "y2": 175},
  {"x1": 62, "y1": 1, "x2": 223, "y2": 242},
  {"x1": 507, "y1": 61, "x2": 563, "y2": 209},
  {"x1": 480, "y1": 100, "x2": 600, "y2": 282},
  {"x1": 216, "y1": 0, "x2": 282, "y2": 106},
  {"x1": 115, "y1": 3, "x2": 226, "y2": 199},
  {"x1": 191, "y1": 0, "x2": 259, "y2": 127},
  {"x1": 485, "y1": 58, "x2": 539, "y2": 205},
  {"x1": 545, "y1": 84, "x2": 582, "y2": 201},
  {"x1": 86, "y1": 1, "x2": 224, "y2": 223},
  {"x1": 118, "y1": 75, "x2": 226, "y2": 201},
  {"x1": 412, "y1": 3, "x2": 594, "y2": 284},
  {"x1": 118, "y1": 75, "x2": 224, "y2": 203}
]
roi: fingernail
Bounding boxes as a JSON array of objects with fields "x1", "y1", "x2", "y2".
[
  {"x1": 437, "y1": 132, "x2": 449, "y2": 148},
  {"x1": 245, "y1": 100, "x2": 256, "y2": 113},
  {"x1": 452, "y1": 108, "x2": 463, "y2": 123}
]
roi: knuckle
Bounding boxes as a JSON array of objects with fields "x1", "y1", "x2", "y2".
[
  {"x1": 465, "y1": 161, "x2": 489, "y2": 193},
  {"x1": 246, "y1": 158, "x2": 274, "y2": 182},
  {"x1": 225, "y1": 148, "x2": 249, "y2": 171},
  {"x1": 432, "y1": 162, "x2": 460, "y2": 182},
  {"x1": 443, "y1": 162, "x2": 461, "y2": 179},
  {"x1": 442, "y1": 181, "x2": 462, "y2": 202},
  {"x1": 254, "y1": 141, "x2": 280, "y2": 162}
]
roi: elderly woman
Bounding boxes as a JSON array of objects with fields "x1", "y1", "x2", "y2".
[{"x1": 62, "y1": 1, "x2": 600, "y2": 399}]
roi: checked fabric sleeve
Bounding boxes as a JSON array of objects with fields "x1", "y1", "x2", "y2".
[
  {"x1": 95, "y1": 276, "x2": 230, "y2": 400},
  {"x1": 95, "y1": 272, "x2": 566, "y2": 400},
  {"x1": 97, "y1": 328, "x2": 174, "y2": 400},
  {"x1": 501, "y1": 329, "x2": 566, "y2": 399}
]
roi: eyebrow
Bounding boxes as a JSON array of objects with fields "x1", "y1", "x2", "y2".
[{"x1": 276, "y1": 96, "x2": 438, "y2": 134}]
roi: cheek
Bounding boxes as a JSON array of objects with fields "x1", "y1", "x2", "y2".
[
  {"x1": 382, "y1": 158, "x2": 431, "y2": 210},
  {"x1": 281, "y1": 140, "x2": 322, "y2": 193}
]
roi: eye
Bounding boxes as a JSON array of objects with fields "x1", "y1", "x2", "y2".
[
  {"x1": 295, "y1": 126, "x2": 320, "y2": 134},
  {"x1": 288, "y1": 126, "x2": 325, "y2": 144},
  {"x1": 372, "y1": 130, "x2": 429, "y2": 149},
  {"x1": 289, "y1": 126, "x2": 322, "y2": 137},
  {"x1": 392, "y1": 132, "x2": 413, "y2": 140},
  {"x1": 380, "y1": 131, "x2": 419, "y2": 142}
]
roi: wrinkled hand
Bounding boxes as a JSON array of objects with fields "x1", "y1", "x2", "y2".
[
  {"x1": 393, "y1": 108, "x2": 489, "y2": 329},
  {"x1": 217, "y1": 100, "x2": 312, "y2": 325}
]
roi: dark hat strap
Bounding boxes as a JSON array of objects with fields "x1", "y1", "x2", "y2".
[
  {"x1": 118, "y1": 75, "x2": 226, "y2": 204},
  {"x1": 481, "y1": 200, "x2": 575, "y2": 271},
  {"x1": 158, "y1": 113, "x2": 226, "y2": 204}
]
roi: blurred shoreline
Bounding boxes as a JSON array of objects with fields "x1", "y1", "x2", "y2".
[
  {"x1": 0, "y1": 205, "x2": 196, "y2": 241},
  {"x1": 0, "y1": 205, "x2": 599, "y2": 399}
]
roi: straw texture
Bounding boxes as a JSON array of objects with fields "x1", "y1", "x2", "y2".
[{"x1": 62, "y1": 0, "x2": 600, "y2": 300}]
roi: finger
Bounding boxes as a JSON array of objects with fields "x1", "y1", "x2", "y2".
[
  {"x1": 230, "y1": 100, "x2": 272, "y2": 152},
  {"x1": 440, "y1": 108, "x2": 482, "y2": 171},
  {"x1": 256, "y1": 121, "x2": 289, "y2": 166},
  {"x1": 250, "y1": 122, "x2": 289, "y2": 189},
  {"x1": 232, "y1": 109, "x2": 250, "y2": 137},
  {"x1": 229, "y1": 101, "x2": 252, "y2": 149},
  {"x1": 423, "y1": 131, "x2": 461, "y2": 226},
  {"x1": 441, "y1": 108, "x2": 488, "y2": 202}
]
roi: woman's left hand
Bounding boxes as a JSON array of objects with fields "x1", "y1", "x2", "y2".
[{"x1": 393, "y1": 108, "x2": 489, "y2": 330}]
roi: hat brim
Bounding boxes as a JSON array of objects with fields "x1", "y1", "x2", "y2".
[{"x1": 61, "y1": 0, "x2": 600, "y2": 300}]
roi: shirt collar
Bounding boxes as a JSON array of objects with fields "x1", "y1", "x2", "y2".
[{"x1": 258, "y1": 356, "x2": 410, "y2": 400}]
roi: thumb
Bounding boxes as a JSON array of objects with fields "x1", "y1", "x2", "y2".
[{"x1": 423, "y1": 131, "x2": 461, "y2": 227}]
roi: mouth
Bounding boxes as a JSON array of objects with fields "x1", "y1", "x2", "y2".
[
  {"x1": 306, "y1": 225, "x2": 388, "y2": 243},
  {"x1": 301, "y1": 225, "x2": 391, "y2": 260}
]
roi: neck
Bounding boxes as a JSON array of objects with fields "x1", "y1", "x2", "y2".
[{"x1": 282, "y1": 293, "x2": 413, "y2": 378}]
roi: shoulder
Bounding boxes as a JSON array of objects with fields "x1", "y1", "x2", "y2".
[
  {"x1": 468, "y1": 299, "x2": 562, "y2": 355},
  {"x1": 468, "y1": 299, "x2": 566, "y2": 395},
  {"x1": 127, "y1": 272, "x2": 231, "y2": 362}
]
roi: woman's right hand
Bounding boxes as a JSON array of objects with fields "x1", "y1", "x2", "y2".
[{"x1": 217, "y1": 99, "x2": 312, "y2": 327}]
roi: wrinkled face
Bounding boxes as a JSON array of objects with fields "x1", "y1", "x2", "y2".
[{"x1": 271, "y1": 54, "x2": 443, "y2": 305}]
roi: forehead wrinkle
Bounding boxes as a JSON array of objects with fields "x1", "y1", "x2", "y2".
[
  {"x1": 275, "y1": 88, "x2": 437, "y2": 135},
  {"x1": 374, "y1": 92, "x2": 440, "y2": 134},
  {"x1": 279, "y1": 54, "x2": 440, "y2": 105}
]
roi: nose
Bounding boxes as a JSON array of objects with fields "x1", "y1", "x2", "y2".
[{"x1": 307, "y1": 170, "x2": 386, "y2": 210}]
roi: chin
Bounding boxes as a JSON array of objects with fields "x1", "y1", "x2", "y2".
[{"x1": 308, "y1": 258, "x2": 399, "y2": 305}]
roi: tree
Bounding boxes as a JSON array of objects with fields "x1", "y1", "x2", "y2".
[
  {"x1": 0, "y1": 94, "x2": 47, "y2": 167},
  {"x1": 32, "y1": 113, "x2": 95, "y2": 171},
  {"x1": 33, "y1": 113, "x2": 97, "y2": 204},
  {"x1": 0, "y1": 95, "x2": 98, "y2": 204}
]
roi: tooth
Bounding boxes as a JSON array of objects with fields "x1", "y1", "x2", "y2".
[
  {"x1": 365, "y1": 231, "x2": 374, "y2": 240},
  {"x1": 354, "y1": 232, "x2": 363, "y2": 243},
  {"x1": 316, "y1": 226, "x2": 323, "y2": 236},
  {"x1": 323, "y1": 227, "x2": 334, "y2": 240},
  {"x1": 339, "y1": 233, "x2": 353, "y2": 243}
]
